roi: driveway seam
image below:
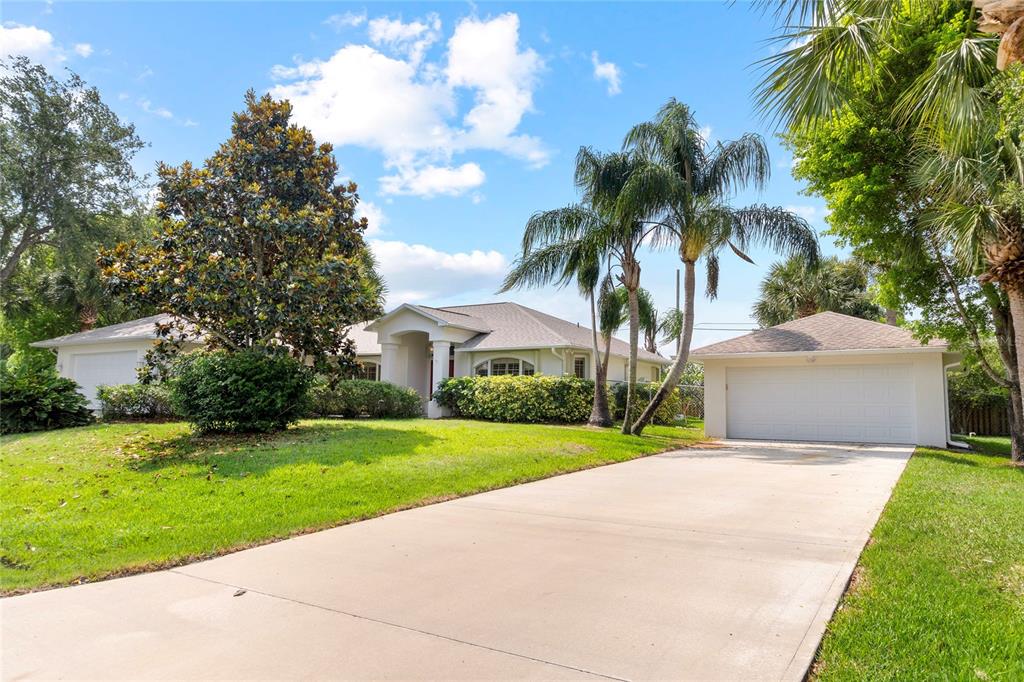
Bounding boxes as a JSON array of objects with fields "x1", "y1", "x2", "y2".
[
  {"x1": 449, "y1": 502, "x2": 853, "y2": 549},
  {"x1": 168, "y1": 569, "x2": 629, "y2": 682}
]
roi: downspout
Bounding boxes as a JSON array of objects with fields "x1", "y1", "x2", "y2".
[{"x1": 944, "y1": 358, "x2": 969, "y2": 449}]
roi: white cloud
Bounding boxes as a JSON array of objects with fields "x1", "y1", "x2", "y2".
[
  {"x1": 698, "y1": 125, "x2": 714, "y2": 145},
  {"x1": 324, "y1": 10, "x2": 366, "y2": 31},
  {"x1": 183, "y1": 118, "x2": 199, "y2": 127},
  {"x1": 785, "y1": 204, "x2": 830, "y2": 224},
  {"x1": 368, "y1": 14, "x2": 440, "y2": 66},
  {"x1": 380, "y1": 162, "x2": 485, "y2": 198},
  {"x1": 355, "y1": 200, "x2": 386, "y2": 236},
  {"x1": 270, "y1": 12, "x2": 547, "y2": 198},
  {"x1": 590, "y1": 51, "x2": 621, "y2": 96},
  {"x1": 138, "y1": 98, "x2": 173, "y2": 119},
  {"x1": 0, "y1": 23, "x2": 65, "y2": 66},
  {"x1": 72, "y1": 42, "x2": 93, "y2": 58},
  {"x1": 370, "y1": 239, "x2": 507, "y2": 304}
]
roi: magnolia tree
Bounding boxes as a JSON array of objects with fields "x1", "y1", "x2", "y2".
[{"x1": 99, "y1": 92, "x2": 384, "y2": 377}]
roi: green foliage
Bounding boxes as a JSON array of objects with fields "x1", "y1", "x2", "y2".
[
  {"x1": 168, "y1": 349, "x2": 311, "y2": 433},
  {"x1": 98, "y1": 91, "x2": 384, "y2": 372},
  {"x1": 96, "y1": 383, "x2": 175, "y2": 421},
  {"x1": 0, "y1": 366, "x2": 93, "y2": 434},
  {"x1": 0, "y1": 57, "x2": 144, "y2": 287},
  {"x1": 307, "y1": 379, "x2": 422, "y2": 419},
  {"x1": 752, "y1": 255, "x2": 882, "y2": 327},
  {"x1": 435, "y1": 375, "x2": 596, "y2": 423},
  {"x1": 611, "y1": 381, "x2": 681, "y2": 425},
  {"x1": 948, "y1": 349, "x2": 1012, "y2": 409}
]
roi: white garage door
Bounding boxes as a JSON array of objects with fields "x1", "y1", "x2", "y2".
[
  {"x1": 727, "y1": 364, "x2": 916, "y2": 444},
  {"x1": 71, "y1": 351, "x2": 140, "y2": 408}
]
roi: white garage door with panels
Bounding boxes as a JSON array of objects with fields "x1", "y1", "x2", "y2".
[
  {"x1": 71, "y1": 351, "x2": 140, "y2": 408},
  {"x1": 726, "y1": 364, "x2": 916, "y2": 444}
]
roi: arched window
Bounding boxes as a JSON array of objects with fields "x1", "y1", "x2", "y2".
[{"x1": 474, "y1": 358, "x2": 534, "y2": 376}]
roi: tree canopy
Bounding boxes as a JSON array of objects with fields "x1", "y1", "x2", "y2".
[
  {"x1": 99, "y1": 92, "x2": 384, "y2": 371},
  {"x1": 752, "y1": 255, "x2": 882, "y2": 328}
]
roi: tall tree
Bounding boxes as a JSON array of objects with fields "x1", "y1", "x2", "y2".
[
  {"x1": 620, "y1": 99, "x2": 819, "y2": 434},
  {"x1": 752, "y1": 255, "x2": 882, "y2": 327},
  {"x1": 755, "y1": 0, "x2": 1024, "y2": 459},
  {"x1": 0, "y1": 57, "x2": 144, "y2": 287},
  {"x1": 99, "y1": 92, "x2": 384, "y2": 373}
]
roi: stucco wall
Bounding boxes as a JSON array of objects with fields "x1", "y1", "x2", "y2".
[{"x1": 701, "y1": 351, "x2": 951, "y2": 447}]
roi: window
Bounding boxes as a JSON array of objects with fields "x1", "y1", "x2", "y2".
[
  {"x1": 651, "y1": 366, "x2": 660, "y2": 382},
  {"x1": 474, "y1": 358, "x2": 535, "y2": 376},
  {"x1": 573, "y1": 356, "x2": 586, "y2": 379},
  {"x1": 354, "y1": 362, "x2": 378, "y2": 381}
]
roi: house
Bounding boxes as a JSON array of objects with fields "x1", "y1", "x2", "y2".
[
  {"x1": 32, "y1": 302, "x2": 670, "y2": 414},
  {"x1": 691, "y1": 311, "x2": 960, "y2": 447}
]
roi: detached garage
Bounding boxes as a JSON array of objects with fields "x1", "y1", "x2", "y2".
[{"x1": 692, "y1": 312, "x2": 959, "y2": 448}]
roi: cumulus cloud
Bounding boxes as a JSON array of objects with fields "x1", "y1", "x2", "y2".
[
  {"x1": 0, "y1": 23, "x2": 65, "y2": 66},
  {"x1": 270, "y1": 12, "x2": 547, "y2": 198},
  {"x1": 368, "y1": 14, "x2": 440, "y2": 66},
  {"x1": 72, "y1": 42, "x2": 93, "y2": 58},
  {"x1": 355, "y1": 200, "x2": 386, "y2": 236},
  {"x1": 369, "y1": 239, "x2": 508, "y2": 303},
  {"x1": 590, "y1": 51, "x2": 621, "y2": 96},
  {"x1": 785, "y1": 204, "x2": 830, "y2": 224},
  {"x1": 380, "y1": 162, "x2": 485, "y2": 198}
]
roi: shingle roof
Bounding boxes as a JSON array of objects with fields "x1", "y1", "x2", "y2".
[
  {"x1": 412, "y1": 305, "x2": 491, "y2": 333},
  {"x1": 440, "y1": 302, "x2": 667, "y2": 363},
  {"x1": 691, "y1": 311, "x2": 947, "y2": 356},
  {"x1": 30, "y1": 314, "x2": 177, "y2": 348}
]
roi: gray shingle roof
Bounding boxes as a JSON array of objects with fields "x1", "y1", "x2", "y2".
[
  {"x1": 691, "y1": 311, "x2": 947, "y2": 356},
  {"x1": 441, "y1": 302, "x2": 667, "y2": 363},
  {"x1": 30, "y1": 314, "x2": 176, "y2": 348}
]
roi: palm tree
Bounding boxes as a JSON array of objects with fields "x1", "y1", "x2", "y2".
[
  {"x1": 754, "y1": 1, "x2": 1024, "y2": 445},
  {"x1": 752, "y1": 255, "x2": 882, "y2": 327},
  {"x1": 501, "y1": 241, "x2": 615, "y2": 426},
  {"x1": 620, "y1": 99, "x2": 820, "y2": 434}
]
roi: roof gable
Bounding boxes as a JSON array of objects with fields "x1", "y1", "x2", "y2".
[{"x1": 691, "y1": 311, "x2": 946, "y2": 356}]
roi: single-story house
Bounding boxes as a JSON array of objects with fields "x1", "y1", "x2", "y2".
[
  {"x1": 32, "y1": 302, "x2": 670, "y2": 415},
  {"x1": 691, "y1": 311, "x2": 959, "y2": 448}
]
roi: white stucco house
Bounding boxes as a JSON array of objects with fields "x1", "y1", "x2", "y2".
[
  {"x1": 32, "y1": 302, "x2": 670, "y2": 415},
  {"x1": 692, "y1": 311, "x2": 960, "y2": 448}
]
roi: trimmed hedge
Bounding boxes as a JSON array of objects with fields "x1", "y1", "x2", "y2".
[
  {"x1": 0, "y1": 367, "x2": 93, "y2": 435},
  {"x1": 307, "y1": 379, "x2": 423, "y2": 419},
  {"x1": 434, "y1": 375, "x2": 595, "y2": 423},
  {"x1": 96, "y1": 383, "x2": 176, "y2": 421},
  {"x1": 169, "y1": 349, "x2": 311, "y2": 433},
  {"x1": 611, "y1": 380, "x2": 682, "y2": 425}
]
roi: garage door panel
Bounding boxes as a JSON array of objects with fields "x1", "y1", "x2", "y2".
[{"x1": 727, "y1": 364, "x2": 916, "y2": 444}]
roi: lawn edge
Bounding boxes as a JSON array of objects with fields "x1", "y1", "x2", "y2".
[{"x1": 1, "y1": 432, "x2": 709, "y2": 598}]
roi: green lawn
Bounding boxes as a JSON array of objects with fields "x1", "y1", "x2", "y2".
[
  {"x1": 0, "y1": 417, "x2": 702, "y2": 593},
  {"x1": 813, "y1": 436, "x2": 1024, "y2": 680}
]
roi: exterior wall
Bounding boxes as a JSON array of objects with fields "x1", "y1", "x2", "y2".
[
  {"x1": 607, "y1": 357, "x2": 663, "y2": 384},
  {"x1": 701, "y1": 352, "x2": 950, "y2": 447},
  {"x1": 456, "y1": 348, "x2": 566, "y2": 377}
]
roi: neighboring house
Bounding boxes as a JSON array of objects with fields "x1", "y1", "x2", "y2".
[
  {"x1": 32, "y1": 302, "x2": 669, "y2": 413},
  {"x1": 692, "y1": 311, "x2": 959, "y2": 448}
]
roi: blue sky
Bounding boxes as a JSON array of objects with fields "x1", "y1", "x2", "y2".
[{"x1": 3, "y1": 1, "x2": 842, "y2": 349}]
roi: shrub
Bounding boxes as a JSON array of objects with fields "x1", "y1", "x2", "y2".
[
  {"x1": 307, "y1": 379, "x2": 422, "y2": 419},
  {"x1": 435, "y1": 375, "x2": 594, "y2": 423},
  {"x1": 611, "y1": 381, "x2": 682, "y2": 425},
  {"x1": 169, "y1": 349, "x2": 311, "y2": 433},
  {"x1": 96, "y1": 383, "x2": 176, "y2": 421},
  {"x1": 0, "y1": 367, "x2": 93, "y2": 435}
]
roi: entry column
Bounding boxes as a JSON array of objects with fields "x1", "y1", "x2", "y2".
[
  {"x1": 428, "y1": 341, "x2": 451, "y2": 418},
  {"x1": 380, "y1": 342, "x2": 400, "y2": 385}
]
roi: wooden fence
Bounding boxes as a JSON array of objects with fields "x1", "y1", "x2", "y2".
[{"x1": 950, "y1": 403, "x2": 1011, "y2": 436}]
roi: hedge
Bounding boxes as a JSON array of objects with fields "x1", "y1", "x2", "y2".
[
  {"x1": 307, "y1": 379, "x2": 423, "y2": 419},
  {"x1": 611, "y1": 380, "x2": 682, "y2": 425},
  {"x1": 0, "y1": 367, "x2": 93, "y2": 435},
  {"x1": 96, "y1": 383, "x2": 176, "y2": 421},
  {"x1": 434, "y1": 375, "x2": 595, "y2": 423}
]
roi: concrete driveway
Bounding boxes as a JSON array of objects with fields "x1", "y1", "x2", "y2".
[{"x1": 2, "y1": 440, "x2": 912, "y2": 681}]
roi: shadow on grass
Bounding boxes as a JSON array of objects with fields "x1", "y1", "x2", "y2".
[{"x1": 130, "y1": 420, "x2": 439, "y2": 476}]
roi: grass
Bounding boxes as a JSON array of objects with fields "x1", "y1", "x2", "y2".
[
  {"x1": 813, "y1": 436, "x2": 1024, "y2": 680},
  {"x1": 0, "y1": 417, "x2": 702, "y2": 593}
]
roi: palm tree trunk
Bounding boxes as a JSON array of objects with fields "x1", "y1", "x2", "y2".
[
  {"x1": 632, "y1": 260, "x2": 696, "y2": 435},
  {"x1": 1005, "y1": 285, "x2": 1024, "y2": 462},
  {"x1": 588, "y1": 291, "x2": 612, "y2": 427},
  {"x1": 621, "y1": 285, "x2": 641, "y2": 434}
]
